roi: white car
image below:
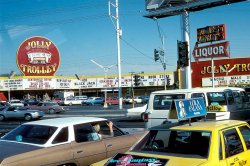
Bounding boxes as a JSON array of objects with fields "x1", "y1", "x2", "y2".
[
  {"x1": 126, "y1": 104, "x2": 147, "y2": 120},
  {"x1": 124, "y1": 96, "x2": 144, "y2": 104},
  {"x1": 8, "y1": 99, "x2": 24, "y2": 107},
  {"x1": 63, "y1": 97, "x2": 83, "y2": 106}
]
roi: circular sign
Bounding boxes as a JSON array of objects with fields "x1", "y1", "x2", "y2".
[{"x1": 16, "y1": 36, "x2": 60, "y2": 76}]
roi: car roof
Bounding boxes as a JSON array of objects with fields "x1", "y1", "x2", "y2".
[
  {"x1": 152, "y1": 120, "x2": 247, "y2": 131},
  {"x1": 152, "y1": 87, "x2": 245, "y2": 94},
  {"x1": 23, "y1": 117, "x2": 107, "y2": 127}
]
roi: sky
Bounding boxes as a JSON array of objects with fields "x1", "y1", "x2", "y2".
[{"x1": 0, "y1": 0, "x2": 250, "y2": 77}]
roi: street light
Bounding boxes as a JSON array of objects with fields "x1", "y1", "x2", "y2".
[
  {"x1": 8, "y1": 71, "x2": 15, "y2": 101},
  {"x1": 90, "y1": 59, "x2": 117, "y2": 108}
]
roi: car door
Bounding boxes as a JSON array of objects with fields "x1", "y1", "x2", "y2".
[
  {"x1": 71, "y1": 123, "x2": 107, "y2": 166},
  {"x1": 220, "y1": 127, "x2": 250, "y2": 166},
  {"x1": 5, "y1": 106, "x2": 21, "y2": 118},
  {"x1": 96, "y1": 121, "x2": 137, "y2": 157}
]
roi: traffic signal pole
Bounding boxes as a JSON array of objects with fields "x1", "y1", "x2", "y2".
[
  {"x1": 181, "y1": 11, "x2": 192, "y2": 89},
  {"x1": 154, "y1": 18, "x2": 167, "y2": 90}
]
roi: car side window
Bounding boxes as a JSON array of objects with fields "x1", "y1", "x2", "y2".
[
  {"x1": 74, "y1": 123, "x2": 100, "y2": 143},
  {"x1": 7, "y1": 107, "x2": 16, "y2": 111},
  {"x1": 52, "y1": 127, "x2": 68, "y2": 144},
  {"x1": 223, "y1": 128, "x2": 244, "y2": 158},
  {"x1": 239, "y1": 125, "x2": 250, "y2": 149},
  {"x1": 91, "y1": 121, "x2": 123, "y2": 139},
  {"x1": 191, "y1": 93, "x2": 206, "y2": 103}
]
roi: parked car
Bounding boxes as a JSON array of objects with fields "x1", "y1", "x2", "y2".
[
  {"x1": 93, "y1": 119, "x2": 250, "y2": 166},
  {"x1": 83, "y1": 97, "x2": 104, "y2": 105},
  {"x1": 75, "y1": 95, "x2": 88, "y2": 101},
  {"x1": 62, "y1": 97, "x2": 84, "y2": 106},
  {"x1": 26, "y1": 102, "x2": 66, "y2": 114},
  {"x1": 123, "y1": 96, "x2": 144, "y2": 104},
  {"x1": 106, "y1": 97, "x2": 122, "y2": 105},
  {"x1": 0, "y1": 106, "x2": 44, "y2": 121},
  {"x1": 141, "y1": 96, "x2": 149, "y2": 103},
  {"x1": 8, "y1": 99, "x2": 24, "y2": 107},
  {"x1": 0, "y1": 117, "x2": 146, "y2": 166},
  {"x1": 22, "y1": 99, "x2": 40, "y2": 106},
  {"x1": 0, "y1": 101, "x2": 7, "y2": 106}
]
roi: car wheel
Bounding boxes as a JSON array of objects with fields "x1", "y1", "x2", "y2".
[
  {"x1": 108, "y1": 102, "x2": 112, "y2": 106},
  {"x1": 24, "y1": 114, "x2": 32, "y2": 121},
  {"x1": 69, "y1": 102, "x2": 72, "y2": 106},
  {"x1": 0, "y1": 115, "x2": 5, "y2": 121},
  {"x1": 48, "y1": 109, "x2": 55, "y2": 114}
]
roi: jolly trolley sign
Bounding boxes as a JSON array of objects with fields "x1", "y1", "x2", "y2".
[
  {"x1": 192, "y1": 24, "x2": 230, "y2": 60},
  {"x1": 16, "y1": 36, "x2": 60, "y2": 76}
]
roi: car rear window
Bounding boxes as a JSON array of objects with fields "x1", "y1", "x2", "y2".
[
  {"x1": 132, "y1": 129, "x2": 211, "y2": 158},
  {"x1": 153, "y1": 94, "x2": 185, "y2": 110}
]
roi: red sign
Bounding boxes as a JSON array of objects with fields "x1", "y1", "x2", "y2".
[
  {"x1": 192, "y1": 41, "x2": 230, "y2": 60},
  {"x1": 191, "y1": 57, "x2": 250, "y2": 87},
  {"x1": 16, "y1": 36, "x2": 60, "y2": 76}
]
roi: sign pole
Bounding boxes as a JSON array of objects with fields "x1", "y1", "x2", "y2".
[{"x1": 211, "y1": 58, "x2": 215, "y2": 88}]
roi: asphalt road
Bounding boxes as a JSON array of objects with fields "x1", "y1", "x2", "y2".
[{"x1": 0, "y1": 104, "x2": 146, "y2": 136}]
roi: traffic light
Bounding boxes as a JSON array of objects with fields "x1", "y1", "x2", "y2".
[
  {"x1": 177, "y1": 41, "x2": 189, "y2": 68},
  {"x1": 166, "y1": 75, "x2": 170, "y2": 86},
  {"x1": 134, "y1": 74, "x2": 141, "y2": 86},
  {"x1": 154, "y1": 49, "x2": 160, "y2": 61}
]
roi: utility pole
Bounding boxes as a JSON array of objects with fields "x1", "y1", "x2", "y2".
[{"x1": 109, "y1": 0, "x2": 123, "y2": 109}]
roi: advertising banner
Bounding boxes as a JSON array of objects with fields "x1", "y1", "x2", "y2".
[
  {"x1": 105, "y1": 153, "x2": 168, "y2": 166},
  {"x1": 175, "y1": 98, "x2": 207, "y2": 121}
]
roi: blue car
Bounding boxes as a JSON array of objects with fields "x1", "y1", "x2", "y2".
[{"x1": 84, "y1": 97, "x2": 104, "y2": 105}]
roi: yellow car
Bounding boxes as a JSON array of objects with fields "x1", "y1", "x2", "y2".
[{"x1": 92, "y1": 120, "x2": 250, "y2": 166}]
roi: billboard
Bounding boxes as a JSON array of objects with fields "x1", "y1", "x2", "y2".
[
  {"x1": 145, "y1": 0, "x2": 247, "y2": 18},
  {"x1": 16, "y1": 36, "x2": 60, "y2": 76}
]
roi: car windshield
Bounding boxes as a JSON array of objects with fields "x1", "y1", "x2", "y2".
[
  {"x1": 132, "y1": 129, "x2": 211, "y2": 158},
  {"x1": 1, "y1": 124, "x2": 57, "y2": 145}
]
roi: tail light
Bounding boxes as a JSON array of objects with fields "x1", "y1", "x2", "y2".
[{"x1": 143, "y1": 113, "x2": 148, "y2": 122}]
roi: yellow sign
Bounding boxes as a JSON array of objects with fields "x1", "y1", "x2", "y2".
[{"x1": 207, "y1": 105, "x2": 226, "y2": 112}]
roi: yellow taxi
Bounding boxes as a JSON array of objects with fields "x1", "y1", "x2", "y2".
[{"x1": 92, "y1": 120, "x2": 250, "y2": 166}]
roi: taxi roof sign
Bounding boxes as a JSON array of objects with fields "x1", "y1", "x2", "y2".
[{"x1": 174, "y1": 98, "x2": 207, "y2": 121}]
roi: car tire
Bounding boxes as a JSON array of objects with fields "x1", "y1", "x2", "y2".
[
  {"x1": 69, "y1": 102, "x2": 72, "y2": 106},
  {"x1": 0, "y1": 115, "x2": 5, "y2": 121},
  {"x1": 24, "y1": 114, "x2": 32, "y2": 121},
  {"x1": 108, "y1": 103, "x2": 112, "y2": 106},
  {"x1": 48, "y1": 109, "x2": 55, "y2": 114}
]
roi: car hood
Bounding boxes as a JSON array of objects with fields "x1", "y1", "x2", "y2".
[
  {"x1": 102, "y1": 152, "x2": 208, "y2": 166},
  {"x1": 0, "y1": 141, "x2": 42, "y2": 160}
]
